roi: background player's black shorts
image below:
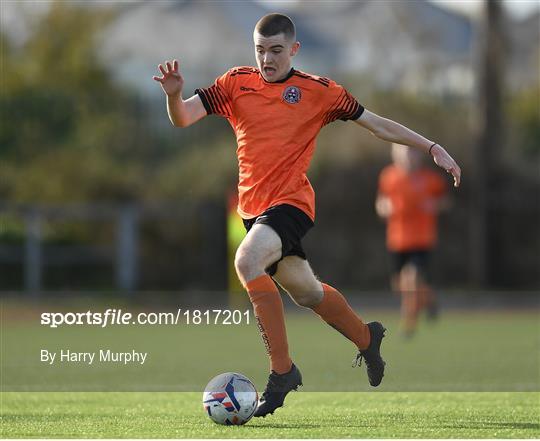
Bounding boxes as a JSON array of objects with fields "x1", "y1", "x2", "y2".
[
  {"x1": 242, "y1": 204, "x2": 314, "y2": 276},
  {"x1": 391, "y1": 249, "x2": 431, "y2": 278}
]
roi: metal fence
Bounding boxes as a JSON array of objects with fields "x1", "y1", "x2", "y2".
[{"x1": 0, "y1": 202, "x2": 227, "y2": 294}]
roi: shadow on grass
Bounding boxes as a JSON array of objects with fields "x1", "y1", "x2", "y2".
[
  {"x1": 245, "y1": 423, "x2": 324, "y2": 429},
  {"x1": 246, "y1": 421, "x2": 380, "y2": 430},
  {"x1": 246, "y1": 420, "x2": 540, "y2": 432},
  {"x1": 442, "y1": 421, "x2": 540, "y2": 431}
]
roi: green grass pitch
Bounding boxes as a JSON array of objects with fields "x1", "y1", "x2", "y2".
[
  {"x1": 1, "y1": 306, "x2": 539, "y2": 438},
  {"x1": 2, "y1": 391, "x2": 539, "y2": 438}
]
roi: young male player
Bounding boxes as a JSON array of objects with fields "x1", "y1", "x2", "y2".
[
  {"x1": 153, "y1": 13, "x2": 461, "y2": 417},
  {"x1": 376, "y1": 144, "x2": 449, "y2": 337}
]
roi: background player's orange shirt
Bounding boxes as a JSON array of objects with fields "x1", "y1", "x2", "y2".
[
  {"x1": 378, "y1": 165, "x2": 446, "y2": 252},
  {"x1": 196, "y1": 67, "x2": 363, "y2": 221}
]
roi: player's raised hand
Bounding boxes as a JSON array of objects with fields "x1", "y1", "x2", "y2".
[
  {"x1": 153, "y1": 60, "x2": 184, "y2": 97},
  {"x1": 430, "y1": 144, "x2": 461, "y2": 187}
]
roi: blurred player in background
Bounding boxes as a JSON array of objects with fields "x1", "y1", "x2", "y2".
[
  {"x1": 154, "y1": 13, "x2": 460, "y2": 417},
  {"x1": 376, "y1": 143, "x2": 449, "y2": 338}
]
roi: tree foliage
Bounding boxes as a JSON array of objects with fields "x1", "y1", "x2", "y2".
[{"x1": 1, "y1": 2, "x2": 160, "y2": 203}]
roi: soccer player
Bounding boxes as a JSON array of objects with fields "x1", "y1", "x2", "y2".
[
  {"x1": 376, "y1": 144, "x2": 449, "y2": 337},
  {"x1": 153, "y1": 13, "x2": 461, "y2": 417}
]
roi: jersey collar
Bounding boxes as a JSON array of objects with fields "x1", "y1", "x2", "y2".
[{"x1": 260, "y1": 67, "x2": 296, "y2": 84}]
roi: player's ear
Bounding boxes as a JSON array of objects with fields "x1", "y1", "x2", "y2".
[{"x1": 290, "y1": 41, "x2": 300, "y2": 57}]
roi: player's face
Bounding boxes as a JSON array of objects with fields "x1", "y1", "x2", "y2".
[{"x1": 253, "y1": 31, "x2": 299, "y2": 82}]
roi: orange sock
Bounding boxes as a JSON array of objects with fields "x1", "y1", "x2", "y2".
[
  {"x1": 312, "y1": 283, "x2": 371, "y2": 350},
  {"x1": 246, "y1": 274, "x2": 292, "y2": 374}
]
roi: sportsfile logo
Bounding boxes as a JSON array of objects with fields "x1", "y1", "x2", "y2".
[{"x1": 40, "y1": 309, "x2": 250, "y2": 328}]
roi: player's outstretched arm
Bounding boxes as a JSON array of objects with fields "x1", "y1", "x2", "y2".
[
  {"x1": 355, "y1": 109, "x2": 461, "y2": 187},
  {"x1": 153, "y1": 60, "x2": 207, "y2": 128}
]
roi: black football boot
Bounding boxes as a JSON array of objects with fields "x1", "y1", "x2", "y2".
[
  {"x1": 352, "y1": 321, "x2": 387, "y2": 387},
  {"x1": 253, "y1": 363, "x2": 302, "y2": 417}
]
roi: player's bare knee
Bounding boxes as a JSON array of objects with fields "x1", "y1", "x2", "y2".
[
  {"x1": 234, "y1": 248, "x2": 265, "y2": 285},
  {"x1": 234, "y1": 250, "x2": 252, "y2": 283},
  {"x1": 400, "y1": 266, "x2": 415, "y2": 292}
]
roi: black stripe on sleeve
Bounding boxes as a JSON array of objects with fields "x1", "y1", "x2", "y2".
[
  {"x1": 350, "y1": 103, "x2": 365, "y2": 120},
  {"x1": 340, "y1": 99, "x2": 357, "y2": 121},
  {"x1": 341, "y1": 98, "x2": 355, "y2": 118},
  {"x1": 214, "y1": 86, "x2": 230, "y2": 116},
  {"x1": 337, "y1": 91, "x2": 365, "y2": 121},
  {"x1": 215, "y1": 84, "x2": 233, "y2": 117},
  {"x1": 206, "y1": 86, "x2": 221, "y2": 115},
  {"x1": 340, "y1": 98, "x2": 364, "y2": 121},
  {"x1": 195, "y1": 88, "x2": 213, "y2": 115},
  {"x1": 326, "y1": 91, "x2": 348, "y2": 124}
]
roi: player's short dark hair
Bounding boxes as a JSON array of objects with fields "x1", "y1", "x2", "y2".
[{"x1": 254, "y1": 13, "x2": 296, "y2": 41}]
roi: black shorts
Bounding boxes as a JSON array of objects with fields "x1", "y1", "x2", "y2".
[
  {"x1": 242, "y1": 204, "x2": 314, "y2": 276},
  {"x1": 391, "y1": 249, "x2": 431, "y2": 277}
]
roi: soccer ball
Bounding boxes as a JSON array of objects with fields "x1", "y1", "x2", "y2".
[{"x1": 203, "y1": 372, "x2": 258, "y2": 425}]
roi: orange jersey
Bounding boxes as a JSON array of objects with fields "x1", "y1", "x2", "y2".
[
  {"x1": 378, "y1": 165, "x2": 446, "y2": 252},
  {"x1": 195, "y1": 67, "x2": 363, "y2": 220}
]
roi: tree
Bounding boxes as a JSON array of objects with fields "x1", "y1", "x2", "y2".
[{"x1": 469, "y1": 0, "x2": 506, "y2": 287}]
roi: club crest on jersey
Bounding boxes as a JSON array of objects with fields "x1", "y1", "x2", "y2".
[{"x1": 283, "y1": 86, "x2": 302, "y2": 104}]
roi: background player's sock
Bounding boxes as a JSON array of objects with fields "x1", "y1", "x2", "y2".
[
  {"x1": 418, "y1": 283, "x2": 439, "y2": 321},
  {"x1": 400, "y1": 290, "x2": 419, "y2": 335},
  {"x1": 312, "y1": 283, "x2": 371, "y2": 350},
  {"x1": 246, "y1": 274, "x2": 292, "y2": 374},
  {"x1": 419, "y1": 283, "x2": 434, "y2": 307}
]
